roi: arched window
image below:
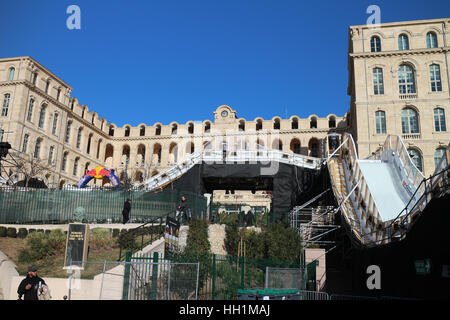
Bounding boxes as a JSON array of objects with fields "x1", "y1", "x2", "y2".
[
  {"x1": 61, "y1": 152, "x2": 68, "y2": 171},
  {"x1": 140, "y1": 126, "x2": 145, "y2": 136},
  {"x1": 272, "y1": 139, "x2": 282, "y2": 151},
  {"x1": 124, "y1": 126, "x2": 130, "y2": 137},
  {"x1": 2, "y1": 93, "x2": 10, "y2": 117},
  {"x1": 309, "y1": 138, "x2": 320, "y2": 157},
  {"x1": 401, "y1": 108, "x2": 419, "y2": 134},
  {"x1": 27, "y1": 99, "x2": 34, "y2": 122},
  {"x1": 273, "y1": 118, "x2": 280, "y2": 130},
  {"x1": 38, "y1": 105, "x2": 46, "y2": 129},
  {"x1": 434, "y1": 148, "x2": 447, "y2": 169},
  {"x1": 171, "y1": 124, "x2": 178, "y2": 135},
  {"x1": 56, "y1": 88, "x2": 61, "y2": 101},
  {"x1": 204, "y1": 122, "x2": 211, "y2": 133},
  {"x1": 33, "y1": 139, "x2": 42, "y2": 159},
  {"x1": 290, "y1": 139, "x2": 301, "y2": 154},
  {"x1": 155, "y1": 124, "x2": 161, "y2": 136},
  {"x1": 73, "y1": 157, "x2": 80, "y2": 176},
  {"x1": 8, "y1": 67, "x2": 15, "y2": 81},
  {"x1": 153, "y1": 143, "x2": 162, "y2": 164},
  {"x1": 328, "y1": 116, "x2": 336, "y2": 128},
  {"x1": 97, "y1": 139, "x2": 102, "y2": 159},
  {"x1": 256, "y1": 119, "x2": 263, "y2": 131},
  {"x1": 373, "y1": 68, "x2": 384, "y2": 95},
  {"x1": 81, "y1": 107, "x2": 86, "y2": 119},
  {"x1": 434, "y1": 108, "x2": 446, "y2": 132},
  {"x1": 398, "y1": 65, "x2": 416, "y2": 94},
  {"x1": 430, "y1": 64, "x2": 442, "y2": 92},
  {"x1": 108, "y1": 125, "x2": 115, "y2": 136},
  {"x1": 238, "y1": 120, "x2": 245, "y2": 131},
  {"x1": 426, "y1": 32, "x2": 438, "y2": 48},
  {"x1": 291, "y1": 118, "x2": 298, "y2": 130},
  {"x1": 370, "y1": 36, "x2": 381, "y2": 52},
  {"x1": 408, "y1": 149, "x2": 423, "y2": 172},
  {"x1": 375, "y1": 111, "x2": 386, "y2": 134},
  {"x1": 310, "y1": 117, "x2": 317, "y2": 129},
  {"x1": 65, "y1": 121, "x2": 72, "y2": 144},
  {"x1": 188, "y1": 123, "x2": 194, "y2": 134},
  {"x1": 398, "y1": 34, "x2": 409, "y2": 50},
  {"x1": 76, "y1": 127, "x2": 83, "y2": 149},
  {"x1": 22, "y1": 134, "x2": 29, "y2": 153}
]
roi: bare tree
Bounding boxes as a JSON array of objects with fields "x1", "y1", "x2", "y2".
[{"x1": 7, "y1": 150, "x2": 55, "y2": 187}]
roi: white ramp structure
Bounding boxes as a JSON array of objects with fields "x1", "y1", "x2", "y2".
[
  {"x1": 327, "y1": 133, "x2": 428, "y2": 246},
  {"x1": 142, "y1": 149, "x2": 322, "y2": 191}
]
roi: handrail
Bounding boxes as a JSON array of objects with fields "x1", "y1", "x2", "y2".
[
  {"x1": 323, "y1": 137, "x2": 349, "y2": 165},
  {"x1": 118, "y1": 212, "x2": 171, "y2": 261}
]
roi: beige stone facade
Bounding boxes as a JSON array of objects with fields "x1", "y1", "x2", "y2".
[
  {"x1": 0, "y1": 56, "x2": 345, "y2": 196},
  {"x1": 347, "y1": 18, "x2": 450, "y2": 177}
]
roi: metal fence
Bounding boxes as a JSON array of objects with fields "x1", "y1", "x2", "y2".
[
  {"x1": 128, "y1": 252, "x2": 306, "y2": 300},
  {"x1": 123, "y1": 259, "x2": 200, "y2": 300},
  {"x1": 0, "y1": 187, "x2": 207, "y2": 224},
  {"x1": 265, "y1": 267, "x2": 307, "y2": 290}
]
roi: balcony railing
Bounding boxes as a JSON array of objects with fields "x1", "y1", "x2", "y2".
[
  {"x1": 399, "y1": 93, "x2": 417, "y2": 100},
  {"x1": 402, "y1": 133, "x2": 421, "y2": 140}
]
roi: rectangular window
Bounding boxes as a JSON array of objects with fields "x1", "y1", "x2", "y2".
[
  {"x1": 65, "y1": 122, "x2": 71, "y2": 144},
  {"x1": 373, "y1": 68, "x2": 384, "y2": 95},
  {"x1": 375, "y1": 111, "x2": 386, "y2": 134},
  {"x1": 2, "y1": 94, "x2": 10, "y2": 117},
  {"x1": 27, "y1": 99, "x2": 34, "y2": 122},
  {"x1": 22, "y1": 134, "x2": 29, "y2": 153},
  {"x1": 430, "y1": 65, "x2": 442, "y2": 92},
  {"x1": 0, "y1": 129, "x2": 3, "y2": 142},
  {"x1": 48, "y1": 146, "x2": 54, "y2": 166},
  {"x1": 52, "y1": 113, "x2": 58, "y2": 135},
  {"x1": 38, "y1": 107, "x2": 46, "y2": 129},
  {"x1": 434, "y1": 109, "x2": 446, "y2": 132}
]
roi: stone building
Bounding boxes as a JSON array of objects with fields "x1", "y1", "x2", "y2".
[
  {"x1": 347, "y1": 17, "x2": 450, "y2": 177},
  {"x1": 0, "y1": 56, "x2": 345, "y2": 198}
]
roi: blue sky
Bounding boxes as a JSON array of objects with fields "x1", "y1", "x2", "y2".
[{"x1": 0, "y1": 0, "x2": 448, "y2": 127}]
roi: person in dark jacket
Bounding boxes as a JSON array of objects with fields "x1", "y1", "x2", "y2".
[
  {"x1": 17, "y1": 266, "x2": 46, "y2": 300},
  {"x1": 122, "y1": 198, "x2": 132, "y2": 224},
  {"x1": 176, "y1": 195, "x2": 189, "y2": 224}
]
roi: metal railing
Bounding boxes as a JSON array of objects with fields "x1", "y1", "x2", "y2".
[
  {"x1": 143, "y1": 149, "x2": 322, "y2": 191},
  {"x1": 117, "y1": 213, "x2": 169, "y2": 261}
]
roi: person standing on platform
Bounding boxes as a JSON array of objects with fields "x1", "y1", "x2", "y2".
[{"x1": 122, "y1": 198, "x2": 132, "y2": 224}]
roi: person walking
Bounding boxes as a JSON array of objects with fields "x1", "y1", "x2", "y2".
[
  {"x1": 122, "y1": 198, "x2": 132, "y2": 224},
  {"x1": 17, "y1": 266, "x2": 46, "y2": 300}
]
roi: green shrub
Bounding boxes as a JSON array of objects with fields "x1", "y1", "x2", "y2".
[
  {"x1": 25, "y1": 232, "x2": 53, "y2": 260},
  {"x1": 90, "y1": 228, "x2": 112, "y2": 250},
  {"x1": 224, "y1": 220, "x2": 239, "y2": 256},
  {"x1": 47, "y1": 229, "x2": 66, "y2": 253},
  {"x1": 265, "y1": 222, "x2": 302, "y2": 262},
  {"x1": 0, "y1": 226, "x2": 7, "y2": 237},
  {"x1": 45, "y1": 230, "x2": 51, "y2": 235},
  {"x1": 28, "y1": 229, "x2": 36, "y2": 234},
  {"x1": 6, "y1": 228, "x2": 17, "y2": 238},
  {"x1": 18, "y1": 249, "x2": 33, "y2": 264},
  {"x1": 243, "y1": 229, "x2": 265, "y2": 259},
  {"x1": 184, "y1": 218, "x2": 210, "y2": 256},
  {"x1": 18, "y1": 228, "x2": 28, "y2": 239}
]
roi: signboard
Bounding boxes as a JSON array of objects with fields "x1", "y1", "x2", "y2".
[
  {"x1": 64, "y1": 223, "x2": 90, "y2": 270},
  {"x1": 414, "y1": 259, "x2": 431, "y2": 275},
  {"x1": 164, "y1": 217, "x2": 180, "y2": 255}
]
